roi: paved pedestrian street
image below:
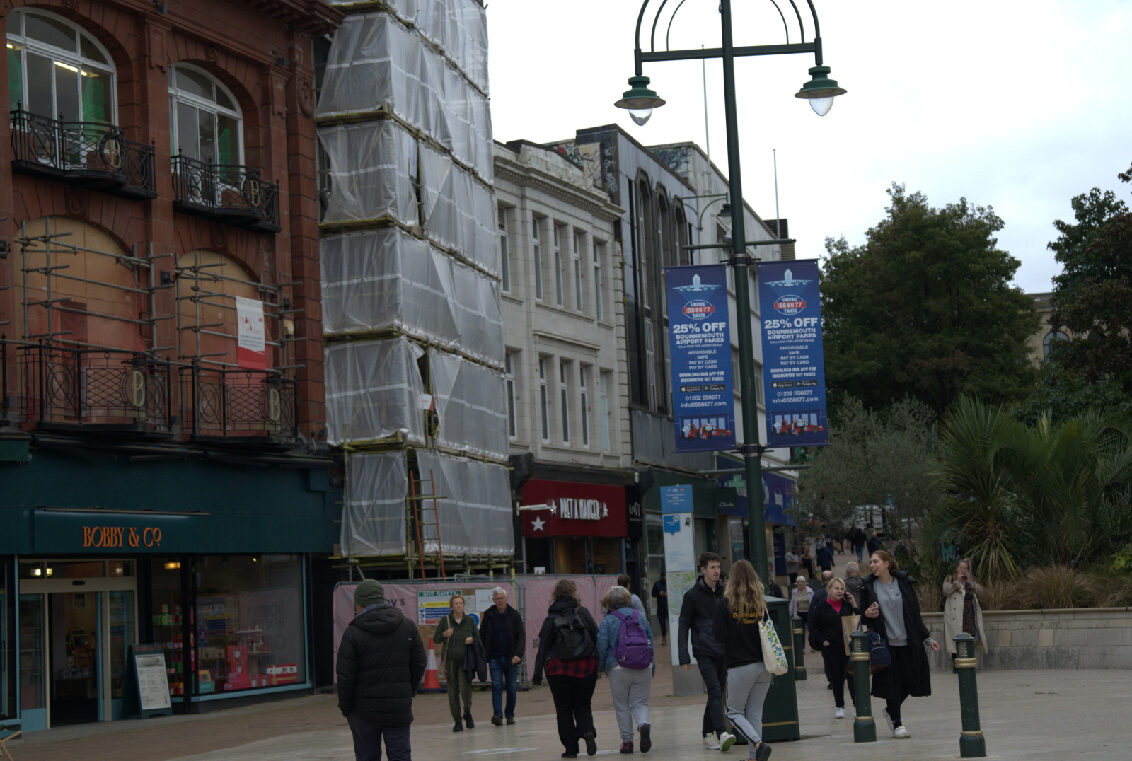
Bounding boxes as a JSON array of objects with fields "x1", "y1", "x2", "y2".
[{"x1": 11, "y1": 668, "x2": 1129, "y2": 761}]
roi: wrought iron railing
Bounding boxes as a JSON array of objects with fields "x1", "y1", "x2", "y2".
[
  {"x1": 180, "y1": 365, "x2": 297, "y2": 440},
  {"x1": 171, "y1": 156, "x2": 281, "y2": 232},
  {"x1": 19, "y1": 343, "x2": 174, "y2": 430},
  {"x1": 1, "y1": 337, "x2": 18, "y2": 426},
  {"x1": 9, "y1": 107, "x2": 157, "y2": 198}
]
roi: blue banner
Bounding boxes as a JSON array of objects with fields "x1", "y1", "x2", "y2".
[
  {"x1": 665, "y1": 265, "x2": 735, "y2": 452},
  {"x1": 757, "y1": 260, "x2": 829, "y2": 447}
]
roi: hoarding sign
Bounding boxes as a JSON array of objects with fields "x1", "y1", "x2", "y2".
[
  {"x1": 665, "y1": 265, "x2": 735, "y2": 451},
  {"x1": 660, "y1": 484, "x2": 695, "y2": 666},
  {"x1": 757, "y1": 260, "x2": 829, "y2": 447}
]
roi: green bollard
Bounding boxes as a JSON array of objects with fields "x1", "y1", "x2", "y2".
[
  {"x1": 849, "y1": 630, "x2": 876, "y2": 743},
  {"x1": 955, "y1": 633, "x2": 987, "y2": 757},
  {"x1": 791, "y1": 616, "x2": 806, "y2": 680}
]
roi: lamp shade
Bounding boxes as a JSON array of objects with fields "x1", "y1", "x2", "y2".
[
  {"x1": 795, "y1": 65, "x2": 846, "y2": 116},
  {"x1": 615, "y1": 75, "x2": 665, "y2": 125}
]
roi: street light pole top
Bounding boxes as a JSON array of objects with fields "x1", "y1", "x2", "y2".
[
  {"x1": 795, "y1": 64, "x2": 847, "y2": 117},
  {"x1": 614, "y1": 75, "x2": 666, "y2": 126}
]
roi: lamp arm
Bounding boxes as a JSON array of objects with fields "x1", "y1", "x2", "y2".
[
  {"x1": 767, "y1": 0, "x2": 791, "y2": 44},
  {"x1": 633, "y1": 1, "x2": 653, "y2": 76},
  {"x1": 806, "y1": 1, "x2": 824, "y2": 64},
  {"x1": 665, "y1": 0, "x2": 692, "y2": 51},
  {"x1": 650, "y1": 0, "x2": 671, "y2": 53},
  {"x1": 787, "y1": 0, "x2": 806, "y2": 42}
]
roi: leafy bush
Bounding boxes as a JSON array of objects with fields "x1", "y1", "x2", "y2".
[
  {"x1": 1012, "y1": 566, "x2": 1097, "y2": 609},
  {"x1": 1090, "y1": 573, "x2": 1132, "y2": 607},
  {"x1": 1111, "y1": 544, "x2": 1132, "y2": 574}
]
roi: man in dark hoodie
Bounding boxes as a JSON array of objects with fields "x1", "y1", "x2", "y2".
[
  {"x1": 337, "y1": 579, "x2": 426, "y2": 761},
  {"x1": 677, "y1": 551, "x2": 735, "y2": 750}
]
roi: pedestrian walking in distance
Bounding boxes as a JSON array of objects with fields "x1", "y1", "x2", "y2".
[
  {"x1": 651, "y1": 574, "x2": 669, "y2": 645},
  {"x1": 678, "y1": 552, "x2": 735, "y2": 751},
  {"x1": 808, "y1": 577, "x2": 858, "y2": 719},
  {"x1": 433, "y1": 593, "x2": 480, "y2": 732},
  {"x1": 479, "y1": 586, "x2": 525, "y2": 726},
  {"x1": 712, "y1": 559, "x2": 774, "y2": 761},
  {"x1": 532, "y1": 578, "x2": 600, "y2": 758},
  {"x1": 597, "y1": 585, "x2": 655, "y2": 754},
  {"x1": 336, "y1": 579, "x2": 426, "y2": 761},
  {"x1": 860, "y1": 551, "x2": 940, "y2": 738}
]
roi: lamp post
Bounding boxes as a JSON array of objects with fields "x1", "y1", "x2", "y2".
[{"x1": 616, "y1": 0, "x2": 844, "y2": 588}]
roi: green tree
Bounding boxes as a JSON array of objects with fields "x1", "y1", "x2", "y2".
[
  {"x1": 793, "y1": 397, "x2": 940, "y2": 543},
  {"x1": 1048, "y1": 172, "x2": 1132, "y2": 389},
  {"x1": 822, "y1": 185, "x2": 1038, "y2": 417}
]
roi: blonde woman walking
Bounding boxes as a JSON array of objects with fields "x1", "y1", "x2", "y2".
[{"x1": 712, "y1": 559, "x2": 773, "y2": 761}]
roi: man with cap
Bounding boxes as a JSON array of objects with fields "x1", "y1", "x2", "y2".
[{"x1": 337, "y1": 579, "x2": 426, "y2": 761}]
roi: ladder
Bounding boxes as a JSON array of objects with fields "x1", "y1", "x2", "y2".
[{"x1": 409, "y1": 469, "x2": 446, "y2": 580}]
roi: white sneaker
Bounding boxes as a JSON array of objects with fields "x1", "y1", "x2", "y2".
[
  {"x1": 834, "y1": 707, "x2": 845, "y2": 719},
  {"x1": 893, "y1": 725, "x2": 910, "y2": 739},
  {"x1": 718, "y1": 731, "x2": 736, "y2": 752},
  {"x1": 703, "y1": 734, "x2": 721, "y2": 750}
]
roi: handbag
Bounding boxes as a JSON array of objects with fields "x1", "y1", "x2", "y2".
[
  {"x1": 867, "y1": 630, "x2": 891, "y2": 672},
  {"x1": 758, "y1": 613, "x2": 789, "y2": 676}
]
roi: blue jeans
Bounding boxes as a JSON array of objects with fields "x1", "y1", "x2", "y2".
[{"x1": 490, "y1": 657, "x2": 518, "y2": 719}]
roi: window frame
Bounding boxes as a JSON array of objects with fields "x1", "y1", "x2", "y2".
[{"x1": 167, "y1": 62, "x2": 244, "y2": 167}]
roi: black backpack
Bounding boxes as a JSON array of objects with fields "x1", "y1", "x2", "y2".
[{"x1": 551, "y1": 607, "x2": 593, "y2": 661}]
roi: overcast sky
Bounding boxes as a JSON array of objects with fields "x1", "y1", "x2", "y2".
[{"x1": 485, "y1": 0, "x2": 1132, "y2": 294}]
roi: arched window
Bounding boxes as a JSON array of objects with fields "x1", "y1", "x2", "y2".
[
  {"x1": 1043, "y1": 330, "x2": 1068, "y2": 359},
  {"x1": 168, "y1": 64, "x2": 242, "y2": 166},
  {"x1": 6, "y1": 9, "x2": 115, "y2": 122}
]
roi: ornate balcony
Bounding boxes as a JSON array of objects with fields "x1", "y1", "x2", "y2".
[
  {"x1": 9, "y1": 107, "x2": 157, "y2": 199},
  {"x1": 171, "y1": 156, "x2": 281, "y2": 232},
  {"x1": 19, "y1": 343, "x2": 174, "y2": 432},
  {"x1": 180, "y1": 365, "x2": 297, "y2": 443}
]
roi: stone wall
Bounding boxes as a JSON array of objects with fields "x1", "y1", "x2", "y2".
[{"x1": 922, "y1": 608, "x2": 1132, "y2": 670}]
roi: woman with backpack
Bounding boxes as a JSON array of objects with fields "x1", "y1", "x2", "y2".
[
  {"x1": 532, "y1": 578, "x2": 600, "y2": 758},
  {"x1": 711, "y1": 559, "x2": 774, "y2": 761},
  {"x1": 596, "y1": 585, "x2": 655, "y2": 754}
]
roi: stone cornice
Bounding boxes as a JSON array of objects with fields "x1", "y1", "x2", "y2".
[{"x1": 495, "y1": 155, "x2": 623, "y2": 223}]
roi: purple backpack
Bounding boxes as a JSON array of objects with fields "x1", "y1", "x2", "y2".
[{"x1": 612, "y1": 610, "x2": 653, "y2": 669}]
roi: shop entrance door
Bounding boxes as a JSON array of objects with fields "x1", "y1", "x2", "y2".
[{"x1": 18, "y1": 561, "x2": 137, "y2": 729}]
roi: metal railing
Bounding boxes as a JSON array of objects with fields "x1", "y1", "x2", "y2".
[
  {"x1": 19, "y1": 343, "x2": 174, "y2": 430},
  {"x1": 171, "y1": 156, "x2": 281, "y2": 232},
  {"x1": 179, "y1": 364, "x2": 296, "y2": 440},
  {"x1": 9, "y1": 107, "x2": 157, "y2": 198}
]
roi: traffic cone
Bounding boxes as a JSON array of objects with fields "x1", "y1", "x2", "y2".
[{"x1": 421, "y1": 641, "x2": 443, "y2": 692}]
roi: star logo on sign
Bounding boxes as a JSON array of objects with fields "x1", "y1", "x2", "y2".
[
  {"x1": 531, "y1": 516, "x2": 545, "y2": 532},
  {"x1": 602, "y1": 504, "x2": 608, "y2": 518}
]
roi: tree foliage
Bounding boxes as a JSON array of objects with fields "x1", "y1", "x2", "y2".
[
  {"x1": 792, "y1": 397, "x2": 940, "y2": 543},
  {"x1": 1048, "y1": 170, "x2": 1132, "y2": 389},
  {"x1": 821, "y1": 185, "x2": 1038, "y2": 417},
  {"x1": 931, "y1": 397, "x2": 1132, "y2": 580}
]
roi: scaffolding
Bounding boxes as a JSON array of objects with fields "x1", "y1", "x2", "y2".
[{"x1": 320, "y1": 0, "x2": 512, "y2": 576}]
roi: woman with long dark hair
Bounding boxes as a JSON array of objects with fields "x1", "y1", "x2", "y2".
[
  {"x1": 712, "y1": 559, "x2": 773, "y2": 761},
  {"x1": 859, "y1": 551, "x2": 940, "y2": 738},
  {"x1": 532, "y1": 578, "x2": 600, "y2": 758}
]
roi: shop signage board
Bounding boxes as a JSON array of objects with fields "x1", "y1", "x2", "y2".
[
  {"x1": 519, "y1": 480, "x2": 627, "y2": 538},
  {"x1": 660, "y1": 484, "x2": 696, "y2": 666},
  {"x1": 664, "y1": 265, "x2": 735, "y2": 452},
  {"x1": 757, "y1": 259, "x2": 829, "y2": 447},
  {"x1": 235, "y1": 296, "x2": 267, "y2": 370},
  {"x1": 128, "y1": 644, "x2": 173, "y2": 718}
]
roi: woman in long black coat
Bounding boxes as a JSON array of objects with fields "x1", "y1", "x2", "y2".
[
  {"x1": 807, "y1": 577, "x2": 857, "y2": 719},
  {"x1": 859, "y1": 551, "x2": 939, "y2": 739}
]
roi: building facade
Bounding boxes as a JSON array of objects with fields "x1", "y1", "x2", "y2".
[
  {"x1": 493, "y1": 140, "x2": 634, "y2": 576},
  {"x1": 1, "y1": 0, "x2": 340, "y2": 731}
]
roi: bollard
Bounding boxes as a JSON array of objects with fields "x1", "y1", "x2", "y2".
[
  {"x1": 954, "y1": 633, "x2": 987, "y2": 757},
  {"x1": 791, "y1": 616, "x2": 806, "y2": 680},
  {"x1": 849, "y1": 630, "x2": 876, "y2": 743}
]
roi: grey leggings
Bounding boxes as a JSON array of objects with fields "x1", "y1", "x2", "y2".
[{"x1": 725, "y1": 661, "x2": 774, "y2": 754}]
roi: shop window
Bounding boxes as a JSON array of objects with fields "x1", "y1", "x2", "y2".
[
  {"x1": 6, "y1": 9, "x2": 115, "y2": 122},
  {"x1": 194, "y1": 555, "x2": 305, "y2": 694},
  {"x1": 150, "y1": 560, "x2": 189, "y2": 698}
]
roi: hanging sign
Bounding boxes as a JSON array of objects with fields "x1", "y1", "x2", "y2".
[
  {"x1": 236, "y1": 296, "x2": 267, "y2": 370},
  {"x1": 665, "y1": 265, "x2": 735, "y2": 451},
  {"x1": 757, "y1": 260, "x2": 829, "y2": 447}
]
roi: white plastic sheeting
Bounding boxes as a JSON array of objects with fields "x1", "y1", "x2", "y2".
[
  {"x1": 417, "y1": 451, "x2": 513, "y2": 556},
  {"x1": 328, "y1": 0, "x2": 490, "y2": 94},
  {"x1": 341, "y1": 451, "x2": 409, "y2": 557},
  {"x1": 420, "y1": 143, "x2": 496, "y2": 273},
  {"x1": 430, "y1": 352, "x2": 507, "y2": 459},
  {"x1": 320, "y1": 228, "x2": 504, "y2": 364},
  {"x1": 316, "y1": 12, "x2": 492, "y2": 180},
  {"x1": 324, "y1": 338, "x2": 426, "y2": 446},
  {"x1": 319, "y1": 120, "x2": 418, "y2": 226}
]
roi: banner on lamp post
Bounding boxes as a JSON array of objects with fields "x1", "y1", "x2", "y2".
[
  {"x1": 665, "y1": 265, "x2": 735, "y2": 452},
  {"x1": 756, "y1": 260, "x2": 829, "y2": 448}
]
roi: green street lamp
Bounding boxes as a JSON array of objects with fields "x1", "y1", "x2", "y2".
[{"x1": 614, "y1": 0, "x2": 845, "y2": 596}]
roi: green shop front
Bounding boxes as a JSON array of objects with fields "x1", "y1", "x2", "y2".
[{"x1": 0, "y1": 448, "x2": 337, "y2": 731}]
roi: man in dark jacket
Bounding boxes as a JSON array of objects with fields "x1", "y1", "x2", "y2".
[
  {"x1": 677, "y1": 552, "x2": 734, "y2": 750},
  {"x1": 479, "y1": 586, "x2": 525, "y2": 726},
  {"x1": 337, "y1": 579, "x2": 426, "y2": 761}
]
